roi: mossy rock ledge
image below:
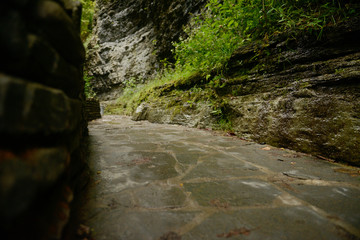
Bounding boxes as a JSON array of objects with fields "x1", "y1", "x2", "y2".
[{"x1": 131, "y1": 18, "x2": 360, "y2": 166}]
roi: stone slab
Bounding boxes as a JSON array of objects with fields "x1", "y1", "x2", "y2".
[
  {"x1": 282, "y1": 184, "x2": 360, "y2": 228},
  {"x1": 184, "y1": 179, "x2": 281, "y2": 207},
  {"x1": 183, "y1": 207, "x2": 352, "y2": 240}
]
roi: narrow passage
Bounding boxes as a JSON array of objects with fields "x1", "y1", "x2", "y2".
[{"x1": 78, "y1": 115, "x2": 360, "y2": 240}]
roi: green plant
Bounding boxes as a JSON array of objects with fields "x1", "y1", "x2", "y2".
[
  {"x1": 80, "y1": 0, "x2": 95, "y2": 44},
  {"x1": 172, "y1": 0, "x2": 357, "y2": 77},
  {"x1": 84, "y1": 72, "x2": 96, "y2": 99},
  {"x1": 215, "y1": 118, "x2": 233, "y2": 131}
]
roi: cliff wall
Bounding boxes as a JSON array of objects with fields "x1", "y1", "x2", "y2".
[
  {"x1": 86, "y1": 0, "x2": 206, "y2": 100},
  {"x1": 0, "y1": 0, "x2": 87, "y2": 238}
]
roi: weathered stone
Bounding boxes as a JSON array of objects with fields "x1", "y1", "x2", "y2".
[
  {"x1": 0, "y1": 9, "x2": 29, "y2": 73},
  {"x1": 33, "y1": 0, "x2": 85, "y2": 66},
  {"x1": 0, "y1": 0, "x2": 86, "y2": 238},
  {"x1": 0, "y1": 73, "x2": 82, "y2": 136},
  {"x1": 282, "y1": 185, "x2": 360, "y2": 228},
  {"x1": 0, "y1": 16, "x2": 82, "y2": 98},
  {"x1": 85, "y1": 98, "x2": 102, "y2": 121},
  {"x1": 27, "y1": 34, "x2": 82, "y2": 97},
  {"x1": 0, "y1": 147, "x2": 69, "y2": 220},
  {"x1": 60, "y1": 0, "x2": 82, "y2": 31}
]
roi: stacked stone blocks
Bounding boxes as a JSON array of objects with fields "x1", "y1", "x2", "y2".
[{"x1": 0, "y1": 0, "x2": 86, "y2": 239}]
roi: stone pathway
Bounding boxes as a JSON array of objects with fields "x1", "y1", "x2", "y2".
[{"x1": 78, "y1": 115, "x2": 360, "y2": 240}]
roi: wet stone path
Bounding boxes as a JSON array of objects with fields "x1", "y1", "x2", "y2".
[{"x1": 79, "y1": 115, "x2": 360, "y2": 240}]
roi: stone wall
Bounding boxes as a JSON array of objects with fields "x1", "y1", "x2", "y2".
[
  {"x1": 0, "y1": 0, "x2": 86, "y2": 239},
  {"x1": 86, "y1": 0, "x2": 207, "y2": 100},
  {"x1": 85, "y1": 98, "x2": 102, "y2": 121}
]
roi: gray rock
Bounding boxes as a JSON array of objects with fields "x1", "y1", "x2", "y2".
[{"x1": 132, "y1": 102, "x2": 150, "y2": 121}]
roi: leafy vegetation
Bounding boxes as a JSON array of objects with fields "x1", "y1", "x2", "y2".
[
  {"x1": 173, "y1": 0, "x2": 358, "y2": 75},
  {"x1": 84, "y1": 72, "x2": 96, "y2": 98},
  {"x1": 80, "y1": 0, "x2": 96, "y2": 98},
  {"x1": 80, "y1": 0, "x2": 95, "y2": 44}
]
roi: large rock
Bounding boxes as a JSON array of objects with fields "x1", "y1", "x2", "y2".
[{"x1": 86, "y1": 0, "x2": 206, "y2": 100}]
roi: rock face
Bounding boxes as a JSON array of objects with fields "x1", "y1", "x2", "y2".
[
  {"x1": 132, "y1": 18, "x2": 360, "y2": 165},
  {"x1": 225, "y1": 28, "x2": 360, "y2": 165},
  {"x1": 0, "y1": 0, "x2": 86, "y2": 239},
  {"x1": 86, "y1": 0, "x2": 206, "y2": 100}
]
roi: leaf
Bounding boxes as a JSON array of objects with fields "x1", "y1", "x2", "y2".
[{"x1": 228, "y1": 19, "x2": 235, "y2": 27}]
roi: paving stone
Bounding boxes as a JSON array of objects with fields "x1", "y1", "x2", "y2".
[
  {"x1": 182, "y1": 154, "x2": 262, "y2": 180},
  {"x1": 184, "y1": 179, "x2": 281, "y2": 207},
  {"x1": 282, "y1": 185, "x2": 360, "y2": 228},
  {"x1": 88, "y1": 211, "x2": 198, "y2": 240},
  {"x1": 133, "y1": 184, "x2": 186, "y2": 209},
  {"x1": 183, "y1": 207, "x2": 352, "y2": 240},
  {"x1": 173, "y1": 153, "x2": 202, "y2": 165},
  {"x1": 228, "y1": 146, "x2": 359, "y2": 182},
  {"x1": 164, "y1": 143, "x2": 214, "y2": 155}
]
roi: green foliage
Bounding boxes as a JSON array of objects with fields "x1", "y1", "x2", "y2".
[
  {"x1": 84, "y1": 72, "x2": 96, "y2": 99},
  {"x1": 80, "y1": 0, "x2": 95, "y2": 43},
  {"x1": 107, "y1": 69, "x2": 197, "y2": 115},
  {"x1": 173, "y1": 0, "x2": 358, "y2": 75},
  {"x1": 81, "y1": 0, "x2": 96, "y2": 97}
]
